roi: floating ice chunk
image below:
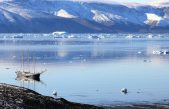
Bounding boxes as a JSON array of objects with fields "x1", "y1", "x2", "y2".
[
  {"x1": 163, "y1": 50, "x2": 169, "y2": 55},
  {"x1": 67, "y1": 35, "x2": 75, "y2": 38},
  {"x1": 137, "y1": 51, "x2": 142, "y2": 54},
  {"x1": 153, "y1": 50, "x2": 169, "y2": 55},
  {"x1": 147, "y1": 34, "x2": 153, "y2": 39},
  {"x1": 144, "y1": 59, "x2": 152, "y2": 63},
  {"x1": 125, "y1": 34, "x2": 141, "y2": 39},
  {"x1": 69, "y1": 61, "x2": 73, "y2": 64},
  {"x1": 126, "y1": 34, "x2": 134, "y2": 39},
  {"x1": 88, "y1": 35, "x2": 100, "y2": 40},
  {"x1": 153, "y1": 50, "x2": 162, "y2": 55},
  {"x1": 12, "y1": 56, "x2": 16, "y2": 59},
  {"x1": 52, "y1": 31, "x2": 66, "y2": 35},
  {"x1": 13, "y1": 35, "x2": 23, "y2": 39}
]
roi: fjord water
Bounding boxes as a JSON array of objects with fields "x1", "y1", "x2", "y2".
[{"x1": 0, "y1": 34, "x2": 169, "y2": 106}]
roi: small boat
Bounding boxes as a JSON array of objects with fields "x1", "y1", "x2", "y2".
[
  {"x1": 15, "y1": 70, "x2": 46, "y2": 90},
  {"x1": 15, "y1": 70, "x2": 46, "y2": 81},
  {"x1": 16, "y1": 52, "x2": 46, "y2": 81},
  {"x1": 16, "y1": 73, "x2": 40, "y2": 82}
]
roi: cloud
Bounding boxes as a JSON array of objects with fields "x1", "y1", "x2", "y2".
[{"x1": 151, "y1": 0, "x2": 169, "y2": 6}]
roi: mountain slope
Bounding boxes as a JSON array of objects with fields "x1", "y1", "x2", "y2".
[{"x1": 0, "y1": 0, "x2": 169, "y2": 33}]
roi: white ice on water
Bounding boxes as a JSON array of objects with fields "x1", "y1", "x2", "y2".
[{"x1": 0, "y1": 33, "x2": 169, "y2": 41}]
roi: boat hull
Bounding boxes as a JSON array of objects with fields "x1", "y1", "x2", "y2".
[{"x1": 16, "y1": 71, "x2": 41, "y2": 81}]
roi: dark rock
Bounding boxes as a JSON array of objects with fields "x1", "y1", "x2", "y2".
[{"x1": 0, "y1": 83, "x2": 103, "y2": 109}]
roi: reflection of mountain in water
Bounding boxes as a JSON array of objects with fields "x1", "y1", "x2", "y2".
[{"x1": 0, "y1": 38, "x2": 169, "y2": 64}]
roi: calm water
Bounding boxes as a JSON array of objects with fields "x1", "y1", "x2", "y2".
[{"x1": 0, "y1": 33, "x2": 169, "y2": 106}]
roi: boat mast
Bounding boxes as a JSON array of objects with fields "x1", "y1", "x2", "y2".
[
  {"x1": 20, "y1": 52, "x2": 22, "y2": 71},
  {"x1": 33, "y1": 56, "x2": 36, "y2": 74},
  {"x1": 28, "y1": 50, "x2": 30, "y2": 73},
  {"x1": 22, "y1": 51, "x2": 24, "y2": 72}
]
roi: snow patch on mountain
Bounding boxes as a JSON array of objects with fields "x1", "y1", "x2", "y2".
[
  {"x1": 91, "y1": 10, "x2": 111, "y2": 23},
  {"x1": 3, "y1": 11, "x2": 15, "y2": 22},
  {"x1": 55, "y1": 9, "x2": 77, "y2": 18},
  {"x1": 145, "y1": 13, "x2": 163, "y2": 25},
  {"x1": 146, "y1": 13, "x2": 162, "y2": 21},
  {"x1": 91, "y1": 10, "x2": 123, "y2": 25}
]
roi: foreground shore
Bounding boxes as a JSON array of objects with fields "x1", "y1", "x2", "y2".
[{"x1": 0, "y1": 83, "x2": 169, "y2": 109}]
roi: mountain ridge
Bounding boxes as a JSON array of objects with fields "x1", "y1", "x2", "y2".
[{"x1": 0, "y1": 0, "x2": 169, "y2": 33}]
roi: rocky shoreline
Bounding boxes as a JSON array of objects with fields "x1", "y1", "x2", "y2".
[
  {"x1": 0, "y1": 83, "x2": 102, "y2": 109},
  {"x1": 0, "y1": 83, "x2": 169, "y2": 109}
]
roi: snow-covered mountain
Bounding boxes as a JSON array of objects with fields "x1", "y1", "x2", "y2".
[{"x1": 0, "y1": 0, "x2": 169, "y2": 33}]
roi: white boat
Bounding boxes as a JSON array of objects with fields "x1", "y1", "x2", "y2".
[
  {"x1": 16, "y1": 53, "x2": 46, "y2": 81},
  {"x1": 16, "y1": 70, "x2": 46, "y2": 81}
]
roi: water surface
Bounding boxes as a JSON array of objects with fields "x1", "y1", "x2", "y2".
[{"x1": 0, "y1": 33, "x2": 169, "y2": 106}]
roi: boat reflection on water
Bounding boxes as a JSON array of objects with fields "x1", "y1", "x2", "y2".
[{"x1": 15, "y1": 72, "x2": 46, "y2": 91}]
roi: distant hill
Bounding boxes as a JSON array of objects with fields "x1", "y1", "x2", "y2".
[{"x1": 0, "y1": 0, "x2": 169, "y2": 33}]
